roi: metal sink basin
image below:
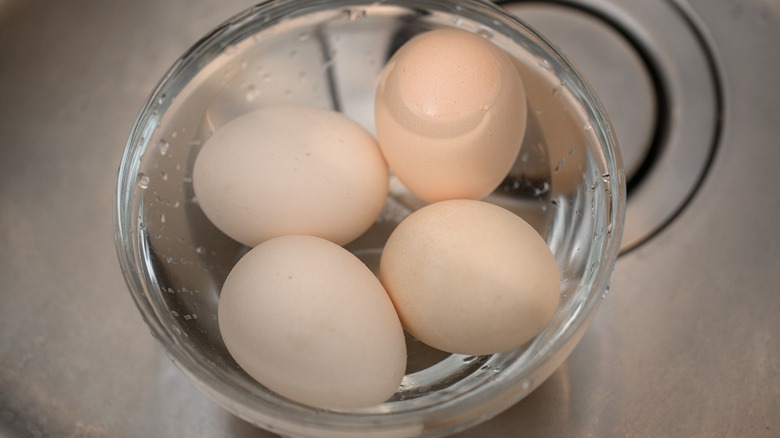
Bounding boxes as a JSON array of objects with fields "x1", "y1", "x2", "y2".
[{"x1": 1, "y1": 0, "x2": 778, "y2": 436}]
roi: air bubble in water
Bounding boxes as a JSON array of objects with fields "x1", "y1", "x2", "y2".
[
  {"x1": 346, "y1": 9, "x2": 366, "y2": 21},
  {"x1": 532, "y1": 181, "x2": 550, "y2": 196},
  {"x1": 554, "y1": 158, "x2": 565, "y2": 172},
  {"x1": 137, "y1": 173, "x2": 150, "y2": 189}
]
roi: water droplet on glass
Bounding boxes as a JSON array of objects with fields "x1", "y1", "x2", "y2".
[
  {"x1": 583, "y1": 122, "x2": 593, "y2": 131},
  {"x1": 538, "y1": 59, "x2": 552, "y2": 70},
  {"x1": 137, "y1": 173, "x2": 150, "y2": 189},
  {"x1": 297, "y1": 32, "x2": 310, "y2": 42},
  {"x1": 521, "y1": 380, "x2": 531, "y2": 391},
  {"x1": 195, "y1": 246, "x2": 206, "y2": 255},
  {"x1": 453, "y1": 17, "x2": 464, "y2": 26},
  {"x1": 159, "y1": 140, "x2": 170, "y2": 156},
  {"x1": 245, "y1": 84, "x2": 258, "y2": 102},
  {"x1": 160, "y1": 212, "x2": 166, "y2": 224},
  {"x1": 476, "y1": 29, "x2": 493, "y2": 39},
  {"x1": 322, "y1": 59, "x2": 335, "y2": 71},
  {"x1": 161, "y1": 170, "x2": 168, "y2": 181}
]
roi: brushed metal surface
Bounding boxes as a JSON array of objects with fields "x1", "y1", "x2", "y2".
[{"x1": 1, "y1": 0, "x2": 778, "y2": 437}]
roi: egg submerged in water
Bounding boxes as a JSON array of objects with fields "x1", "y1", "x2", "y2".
[
  {"x1": 193, "y1": 105, "x2": 388, "y2": 247},
  {"x1": 218, "y1": 235, "x2": 407, "y2": 410},
  {"x1": 375, "y1": 28, "x2": 528, "y2": 203},
  {"x1": 379, "y1": 199, "x2": 560, "y2": 356}
]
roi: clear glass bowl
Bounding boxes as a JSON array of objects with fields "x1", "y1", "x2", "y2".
[{"x1": 114, "y1": 0, "x2": 625, "y2": 436}]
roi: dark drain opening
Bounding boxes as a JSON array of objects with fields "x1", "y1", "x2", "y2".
[{"x1": 500, "y1": 0, "x2": 722, "y2": 254}]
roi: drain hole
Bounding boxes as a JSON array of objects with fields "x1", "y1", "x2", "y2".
[{"x1": 501, "y1": 0, "x2": 722, "y2": 253}]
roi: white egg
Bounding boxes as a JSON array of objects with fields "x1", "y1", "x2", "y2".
[
  {"x1": 218, "y1": 234, "x2": 407, "y2": 410},
  {"x1": 193, "y1": 105, "x2": 388, "y2": 247},
  {"x1": 374, "y1": 28, "x2": 527, "y2": 203},
  {"x1": 379, "y1": 200, "x2": 560, "y2": 356}
]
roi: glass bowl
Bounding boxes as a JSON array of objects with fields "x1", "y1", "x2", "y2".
[{"x1": 114, "y1": 0, "x2": 625, "y2": 436}]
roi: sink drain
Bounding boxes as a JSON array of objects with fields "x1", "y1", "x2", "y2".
[{"x1": 500, "y1": 0, "x2": 723, "y2": 253}]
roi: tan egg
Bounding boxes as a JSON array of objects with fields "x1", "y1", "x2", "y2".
[
  {"x1": 193, "y1": 105, "x2": 388, "y2": 247},
  {"x1": 218, "y1": 235, "x2": 407, "y2": 410},
  {"x1": 379, "y1": 199, "x2": 560, "y2": 356},
  {"x1": 375, "y1": 28, "x2": 527, "y2": 203}
]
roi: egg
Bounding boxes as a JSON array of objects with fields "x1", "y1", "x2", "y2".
[
  {"x1": 374, "y1": 28, "x2": 527, "y2": 203},
  {"x1": 218, "y1": 234, "x2": 407, "y2": 409},
  {"x1": 193, "y1": 105, "x2": 388, "y2": 247},
  {"x1": 379, "y1": 199, "x2": 560, "y2": 356}
]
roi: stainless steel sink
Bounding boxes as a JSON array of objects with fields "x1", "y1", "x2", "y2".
[{"x1": 1, "y1": 0, "x2": 778, "y2": 436}]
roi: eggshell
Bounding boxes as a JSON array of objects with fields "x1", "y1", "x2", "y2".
[
  {"x1": 193, "y1": 105, "x2": 388, "y2": 247},
  {"x1": 218, "y1": 234, "x2": 407, "y2": 410},
  {"x1": 375, "y1": 28, "x2": 527, "y2": 202},
  {"x1": 379, "y1": 199, "x2": 559, "y2": 356}
]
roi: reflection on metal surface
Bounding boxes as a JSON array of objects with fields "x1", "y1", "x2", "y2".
[{"x1": 501, "y1": 0, "x2": 723, "y2": 253}]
